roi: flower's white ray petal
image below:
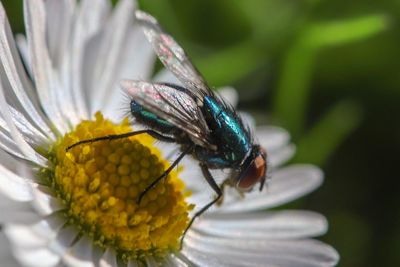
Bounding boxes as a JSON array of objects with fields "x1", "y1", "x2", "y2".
[
  {"x1": 91, "y1": 244, "x2": 105, "y2": 267},
  {"x1": 45, "y1": 0, "x2": 74, "y2": 67},
  {"x1": 153, "y1": 68, "x2": 181, "y2": 85},
  {"x1": 0, "y1": 78, "x2": 47, "y2": 165},
  {"x1": 145, "y1": 256, "x2": 159, "y2": 267},
  {"x1": 102, "y1": 27, "x2": 156, "y2": 122},
  {"x1": 48, "y1": 226, "x2": 79, "y2": 256},
  {"x1": 23, "y1": 0, "x2": 71, "y2": 132},
  {"x1": 195, "y1": 210, "x2": 327, "y2": 239},
  {"x1": 0, "y1": 74, "x2": 48, "y2": 147},
  {"x1": 173, "y1": 253, "x2": 196, "y2": 267},
  {"x1": 220, "y1": 165, "x2": 324, "y2": 212},
  {"x1": 0, "y1": 130, "x2": 25, "y2": 158},
  {"x1": 120, "y1": 27, "x2": 155, "y2": 80},
  {"x1": 31, "y1": 186, "x2": 64, "y2": 216},
  {"x1": 268, "y1": 143, "x2": 296, "y2": 168},
  {"x1": 0, "y1": 147, "x2": 34, "y2": 174},
  {"x1": 32, "y1": 214, "x2": 66, "y2": 241},
  {"x1": 8, "y1": 106, "x2": 48, "y2": 145},
  {"x1": 69, "y1": 0, "x2": 111, "y2": 120},
  {"x1": 181, "y1": 248, "x2": 252, "y2": 267},
  {"x1": 217, "y1": 86, "x2": 238, "y2": 107},
  {"x1": 0, "y1": 195, "x2": 41, "y2": 223},
  {"x1": 99, "y1": 248, "x2": 117, "y2": 267},
  {"x1": 238, "y1": 111, "x2": 256, "y2": 130},
  {"x1": 0, "y1": 161, "x2": 33, "y2": 201},
  {"x1": 13, "y1": 247, "x2": 60, "y2": 267},
  {"x1": 15, "y1": 34, "x2": 32, "y2": 77},
  {"x1": 187, "y1": 233, "x2": 339, "y2": 267},
  {"x1": 257, "y1": 126, "x2": 290, "y2": 152},
  {"x1": 0, "y1": 4, "x2": 54, "y2": 138},
  {"x1": 90, "y1": 0, "x2": 137, "y2": 114},
  {"x1": 0, "y1": 232, "x2": 22, "y2": 267},
  {"x1": 63, "y1": 237, "x2": 94, "y2": 267},
  {"x1": 165, "y1": 254, "x2": 191, "y2": 267},
  {"x1": 4, "y1": 224, "x2": 48, "y2": 249}
]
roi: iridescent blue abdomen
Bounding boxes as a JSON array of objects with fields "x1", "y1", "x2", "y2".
[{"x1": 130, "y1": 100, "x2": 176, "y2": 133}]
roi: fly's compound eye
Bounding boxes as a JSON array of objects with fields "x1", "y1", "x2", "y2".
[{"x1": 237, "y1": 154, "x2": 266, "y2": 191}]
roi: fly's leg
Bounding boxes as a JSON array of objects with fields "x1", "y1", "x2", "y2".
[
  {"x1": 137, "y1": 144, "x2": 194, "y2": 204},
  {"x1": 66, "y1": 129, "x2": 176, "y2": 151},
  {"x1": 180, "y1": 163, "x2": 222, "y2": 248},
  {"x1": 216, "y1": 179, "x2": 231, "y2": 206}
]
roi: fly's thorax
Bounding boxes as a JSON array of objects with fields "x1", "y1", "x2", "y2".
[{"x1": 202, "y1": 96, "x2": 252, "y2": 165}]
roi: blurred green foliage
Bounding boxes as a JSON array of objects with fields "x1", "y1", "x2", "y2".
[{"x1": 3, "y1": 0, "x2": 400, "y2": 266}]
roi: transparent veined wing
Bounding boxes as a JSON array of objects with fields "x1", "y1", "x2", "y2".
[
  {"x1": 135, "y1": 10, "x2": 210, "y2": 101},
  {"x1": 121, "y1": 80, "x2": 214, "y2": 148}
]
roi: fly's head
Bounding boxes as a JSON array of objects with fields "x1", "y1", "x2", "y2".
[{"x1": 236, "y1": 145, "x2": 267, "y2": 192}]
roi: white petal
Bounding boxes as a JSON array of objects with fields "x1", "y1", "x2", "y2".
[
  {"x1": 0, "y1": 160, "x2": 33, "y2": 201},
  {"x1": 8, "y1": 106, "x2": 48, "y2": 146},
  {"x1": 216, "y1": 86, "x2": 238, "y2": 107},
  {"x1": 219, "y1": 165, "x2": 324, "y2": 212},
  {"x1": 31, "y1": 186, "x2": 64, "y2": 216},
  {"x1": 89, "y1": 0, "x2": 139, "y2": 115},
  {"x1": 195, "y1": 210, "x2": 327, "y2": 239},
  {"x1": 24, "y1": 0, "x2": 72, "y2": 131},
  {"x1": 153, "y1": 68, "x2": 181, "y2": 85},
  {"x1": 257, "y1": 126, "x2": 290, "y2": 151},
  {"x1": 69, "y1": 0, "x2": 111, "y2": 121},
  {"x1": 15, "y1": 34, "x2": 32, "y2": 77},
  {"x1": 145, "y1": 256, "x2": 159, "y2": 267},
  {"x1": 0, "y1": 194, "x2": 41, "y2": 223},
  {"x1": 45, "y1": 0, "x2": 75, "y2": 67},
  {"x1": 182, "y1": 248, "x2": 254, "y2": 267},
  {"x1": 63, "y1": 237, "x2": 94, "y2": 267},
  {"x1": 0, "y1": 4, "x2": 54, "y2": 138},
  {"x1": 184, "y1": 233, "x2": 339, "y2": 267},
  {"x1": 91, "y1": 244, "x2": 105, "y2": 267},
  {"x1": 0, "y1": 232, "x2": 21, "y2": 267},
  {"x1": 165, "y1": 254, "x2": 191, "y2": 267},
  {"x1": 31, "y1": 214, "x2": 66, "y2": 241},
  {"x1": 238, "y1": 111, "x2": 256, "y2": 130},
  {"x1": 0, "y1": 130, "x2": 25, "y2": 159},
  {"x1": 0, "y1": 79, "x2": 46, "y2": 165},
  {"x1": 102, "y1": 26, "x2": 156, "y2": 122},
  {"x1": 13, "y1": 247, "x2": 60, "y2": 267},
  {"x1": 99, "y1": 248, "x2": 117, "y2": 267},
  {"x1": 48, "y1": 226, "x2": 79, "y2": 256},
  {"x1": 4, "y1": 224, "x2": 47, "y2": 249},
  {"x1": 268, "y1": 143, "x2": 296, "y2": 168}
]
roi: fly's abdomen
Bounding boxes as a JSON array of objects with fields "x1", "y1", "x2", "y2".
[
  {"x1": 202, "y1": 96, "x2": 252, "y2": 164},
  {"x1": 130, "y1": 100, "x2": 176, "y2": 133}
]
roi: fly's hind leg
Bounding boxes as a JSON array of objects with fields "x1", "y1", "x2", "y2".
[
  {"x1": 180, "y1": 163, "x2": 222, "y2": 248},
  {"x1": 137, "y1": 144, "x2": 194, "y2": 204}
]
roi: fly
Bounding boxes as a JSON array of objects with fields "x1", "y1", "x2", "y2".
[{"x1": 67, "y1": 10, "x2": 268, "y2": 243}]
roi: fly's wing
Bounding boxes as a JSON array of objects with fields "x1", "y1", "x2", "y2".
[
  {"x1": 135, "y1": 10, "x2": 210, "y2": 101},
  {"x1": 121, "y1": 80, "x2": 214, "y2": 148}
]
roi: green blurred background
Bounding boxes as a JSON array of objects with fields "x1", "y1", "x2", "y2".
[{"x1": 3, "y1": 0, "x2": 400, "y2": 266}]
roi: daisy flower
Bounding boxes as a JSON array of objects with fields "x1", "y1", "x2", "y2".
[{"x1": 0, "y1": 0, "x2": 339, "y2": 266}]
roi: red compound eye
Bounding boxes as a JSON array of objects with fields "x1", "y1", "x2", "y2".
[{"x1": 237, "y1": 154, "x2": 266, "y2": 191}]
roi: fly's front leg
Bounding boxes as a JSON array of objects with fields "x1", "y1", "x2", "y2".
[{"x1": 180, "y1": 163, "x2": 222, "y2": 248}]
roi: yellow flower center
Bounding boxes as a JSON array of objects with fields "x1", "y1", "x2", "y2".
[{"x1": 42, "y1": 112, "x2": 193, "y2": 261}]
